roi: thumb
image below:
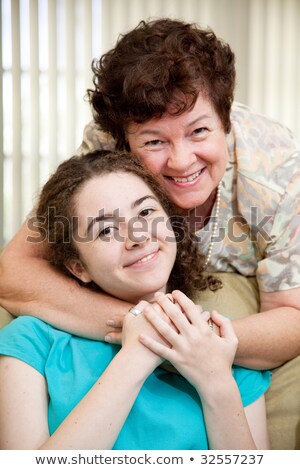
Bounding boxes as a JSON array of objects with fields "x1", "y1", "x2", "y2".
[{"x1": 210, "y1": 310, "x2": 237, "y2": 342}]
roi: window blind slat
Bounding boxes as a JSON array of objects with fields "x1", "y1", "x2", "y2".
[
  {"x1": 0, "y1": 0, "x2": 4, "y2": 246},
  {"x1": 29, "y1": 0, "x2": 40, "y2": 196},
  {"x1": 65, "y1": 0, "x2": 76, "y2": 157},
  {"x1": 11, "y1": 0, "x2": 22, "y2": 234},
  {"x1": 48, "y1": 0, "x2": 58, "y2": 170}
]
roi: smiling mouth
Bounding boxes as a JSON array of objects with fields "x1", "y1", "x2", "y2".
[
  {"x1": 166, "y1": 168, "x2": 205, "y2": 183},
  {"x1": 126, "y1": 250, "x2": 159, "y2": 267},
  {"x1": 136, "y1": 252, "x2": 157, "y2": 264}
]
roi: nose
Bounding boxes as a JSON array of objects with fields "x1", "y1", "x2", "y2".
[
  {"x1": 123, "y1": 219, "x2": 151, "y2": 250},
  {"x1": 166, "y1": 142, "x2": 197, "y2": 173}
]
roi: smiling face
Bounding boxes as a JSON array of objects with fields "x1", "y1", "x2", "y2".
[
  {"x1": 127, "y1": 93, "x2": 229, "y2": 211},
  {"x1": 67, "y1": 172, "x2": 177, "y2": 304}
]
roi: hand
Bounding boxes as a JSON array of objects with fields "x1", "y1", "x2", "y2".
[
  {"x1": 139, "y1": 290, "x2": 238, "y2": 392},
  {"x1": 105, "y1": 297, "x2": 178, "y2": 345},
  {"x1": 105, "y1": 314, "x2": 125, "y2": 344},
  {"x1": 122, "y1": 300, "x2": 171, "y2": 371}
]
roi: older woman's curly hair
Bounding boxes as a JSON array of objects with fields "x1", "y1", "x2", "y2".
[
  {"x1": 36, "y1": 150, "x2": 221, "y2": 298},
  {"x1": 87, "y1": 18, "x2": 236, "y2": 148}
]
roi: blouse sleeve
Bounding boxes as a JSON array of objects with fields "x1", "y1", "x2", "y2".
[
  {"x1": 256, "y1": 159, "x2": 300, "y2": 292},
  {"x1": 75, "y1": 120, "x2": 116, "y2": 156}
]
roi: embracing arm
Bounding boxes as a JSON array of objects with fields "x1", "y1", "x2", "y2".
[
  {"x1": 0, "y1": 221, "x2": 127, "y2": 340},
  {"x1": 233, "y1": 287, "x2": 300, "y2": 369}
]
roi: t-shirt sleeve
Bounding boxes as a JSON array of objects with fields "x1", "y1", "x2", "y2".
[
  {"x1": 0, "y1": 316, "x2": 51, "y2": 375},
  {"x1": 232, "y1": 365, "x2": 271, "y2": 407}
]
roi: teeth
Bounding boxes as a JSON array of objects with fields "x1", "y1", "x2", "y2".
[
  {"x1": 172, "y1": 170, "x2": 202, "y2": 183},
  {"x1": 137, "y1": 253, "x2": 155, "y2": 263}
]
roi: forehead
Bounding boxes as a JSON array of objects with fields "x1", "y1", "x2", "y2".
[
  {"x1": 75, "y1": 171, "x2": 156, "y2": 214},
  {"x1": 127, "y1": 92, "x2": 218, "y2": 134}
]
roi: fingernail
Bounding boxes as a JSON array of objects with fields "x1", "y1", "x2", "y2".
[
  {"x1": 107, "y1": 320, "x2": 115, "y2": 326},
  {"x1": 104, "y1": 335, "x2": 112, "y2": 343}
]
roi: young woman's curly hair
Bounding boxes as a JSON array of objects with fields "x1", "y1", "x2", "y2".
[
  {"x1": 36, "y1": 150, "x2": 221, "y2": 298},
  {"x1": 87, "y1": 18, "x2": 236, "y2": 148}
]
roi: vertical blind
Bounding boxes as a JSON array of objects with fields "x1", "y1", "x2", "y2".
[{"x1": 1, "y1": 0, "x2": 300, "y2": 245}]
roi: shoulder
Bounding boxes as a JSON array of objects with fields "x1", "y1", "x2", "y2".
[
  {"x1": 228, "y1": 102, "x2": 299, "y2": 197},
  {"x1": 76, "y1": 120, "x2": 116, "y2": 156},
  {"x1": 0, "y1": 316, "x2": 66, "y2": 375},
  {"x1": 230, "y1": 102, "x2": 298, "y2": 148},
  {"x1": 232, "y1": 365, "x2": 271, "y2": 407},
  {"x1": 0, "y1": 315, "x2": 50, "y2": 339}
]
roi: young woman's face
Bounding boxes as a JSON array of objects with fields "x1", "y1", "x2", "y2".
[
  {"x1": 127, "y1": 92, "x2": 229, "y2": 211},
  {"x1": 68, "y1": 172, "x2": 177, "y2": 304}
]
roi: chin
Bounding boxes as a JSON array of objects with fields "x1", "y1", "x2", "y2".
[
  {"x1": 173, "y1": 198, "x2": 203, "y2": 211},
  {"x1": 138, "y1": 283, "x2": 167, "y2": 301}
]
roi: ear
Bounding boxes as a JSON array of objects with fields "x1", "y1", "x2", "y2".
[{"x1": 64, "y1": 259, "x2": 92, "y2": 283}]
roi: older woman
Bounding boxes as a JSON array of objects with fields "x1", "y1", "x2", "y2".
[{"x1": 0, "y1": 19, "x2": 299, "y2": 443}]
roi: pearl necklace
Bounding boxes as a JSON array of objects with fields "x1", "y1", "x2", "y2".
[{"x1": 202, "y1": 181, "x2": 222, "y2": 270}]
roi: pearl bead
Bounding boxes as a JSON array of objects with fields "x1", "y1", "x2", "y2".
[{"x1": 202, "y1": 181, "x2": 222, "y2": 270}]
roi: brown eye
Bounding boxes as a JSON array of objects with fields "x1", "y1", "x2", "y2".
[
  {"x1": 139, "y1": 208, "x2": 153, "y2": 217},
  {"x1": 98, "y1": 226, "x2": 115, "y2": 239}
]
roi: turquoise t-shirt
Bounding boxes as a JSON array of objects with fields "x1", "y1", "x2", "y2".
[{"x1": 0, "y1": 316, "x2": 271, "y2": 449}]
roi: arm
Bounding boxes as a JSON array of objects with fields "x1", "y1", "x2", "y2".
[
  {"x1": 232, "y1": 160, "x2": 300, "y2": 369},
  {"x1": 233, "y1": 287, "x2": 300, "y2": 369},
  {"x1": 139, "y1": 291, "x2": 268, "y2": 450},
  {"x1": 0, "y1": 220, "x2": 127, "y2": 341},
  {"x1": 0, "y1": 313, "x2": 163, "y2": 450}
]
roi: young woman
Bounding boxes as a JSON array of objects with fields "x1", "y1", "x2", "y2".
[{"x1": 0, "y1": 150, "x2": 270, "y2": 450}]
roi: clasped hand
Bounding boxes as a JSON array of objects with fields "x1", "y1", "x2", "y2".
[{"x1": 121, "y1": 291, "x2": 238, "y2": 392}]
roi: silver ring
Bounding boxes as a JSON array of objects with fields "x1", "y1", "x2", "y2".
[
  {"x1": 129, "y1": 307, "x2": 142, "y2": 317},
  {"x1": 207, "y1": 318, "x2": 214, "y2": 330}
]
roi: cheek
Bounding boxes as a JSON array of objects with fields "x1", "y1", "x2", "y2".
[
  {"x1": 81, "y1": 243, "x2": 116, "y2": 274},
  {"x1": 130, "y1": 148, "x2": 165, "y2": 175},
  {"x1": 159, "y1": 225, "x2": 177, "y2": 260}
]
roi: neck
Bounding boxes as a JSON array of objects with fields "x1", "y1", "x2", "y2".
[{"x1": 129, "y1": 286, "x2": 167, "y2": 305}]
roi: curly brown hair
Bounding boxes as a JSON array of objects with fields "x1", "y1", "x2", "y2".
[
  {"x1": 87, "y1": 18, "x2": 236, "y2": 149},
  {"x1": 36, "y1": 150, "x2": 221, "y2": 298}
]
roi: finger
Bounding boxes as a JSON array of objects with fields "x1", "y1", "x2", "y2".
[
  {"x1": 171, "y1": 290, "x2": 206, "y2": 327},
  {"x1": 104, "y1": 331, "x2": 122, "y2": 344},
  {"x1": 139, "y1": 333, "x2": 174, "y2": 362},
  {"x1": 210, "y1": 311, "x2": 238, "y2": 343},
  {"x1": 126, "y1": 300, "x2": 149, "y2": 318},
  {"x1": 142, "y1": 304, "x2": 182, "y2": 348},
  {"x1": 106, "y1": 316, "x2": 124, "y2": 328},
  {"x1": 150, "y1": 302, "x2": 176, "y2": 328},
  {"x1": 153, "y1": 292, "x2": 191, "y2": 334},
  {"x1": 200, "y1": 310, "x2": 211, "y2": 322}
]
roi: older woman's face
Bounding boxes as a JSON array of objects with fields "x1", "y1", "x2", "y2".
[{"x1": 127, "y1": 93, "x2": 228, "y2": 211}]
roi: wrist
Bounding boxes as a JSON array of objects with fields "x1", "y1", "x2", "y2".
[
  {"x1": 195, "y1": 370, "x2": 238, "y2": 402},
  {"x1": 120, "y1": 343, "x2": 161, "y2": 379}
]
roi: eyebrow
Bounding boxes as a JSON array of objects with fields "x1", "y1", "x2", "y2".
[
  {"x1": 86, "y1": 195, "x2": 158, "y2": 235},
  {"x1": 136, "y1": 113, "x2": 212, "y2": 136}
]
